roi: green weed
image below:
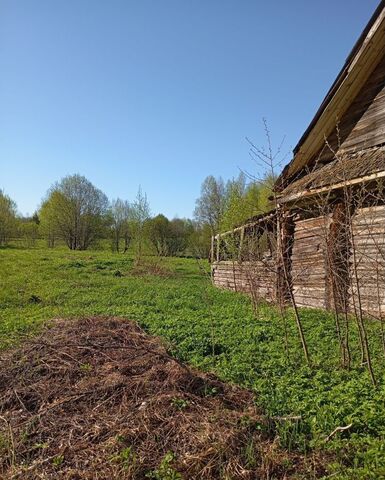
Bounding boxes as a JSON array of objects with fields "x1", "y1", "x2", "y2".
[
  {"x1": 1, "y1": 243, "x2": 385, "y2": 478},
  {"x1": 111, "y1": 446, "x2": 137, "y2": 471},
  {"x1": 146, "y1": 451, "x2": 182, "y2": 480},
  {"x1": 52, "y1": 454, "x2": 64, "y2": 467},
  {"x1": 171, "y1": 397, "x2": 189, "y2": 410}
]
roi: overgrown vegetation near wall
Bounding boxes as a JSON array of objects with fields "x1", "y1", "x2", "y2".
[{"x1": 1, "y1": 243, "x2": 385, "y2": 478}]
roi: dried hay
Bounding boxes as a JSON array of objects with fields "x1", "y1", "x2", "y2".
[{"x1": 0, "y1": 317, "x2": 327, "y2": 479}]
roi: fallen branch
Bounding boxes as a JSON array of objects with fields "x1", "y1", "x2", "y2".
[
  {"x1": 325, "y1": 423, "x2": 353, "y2": 442},
  {"x1": 272, "y1": 415, "x2": 302, "y2": 422}
]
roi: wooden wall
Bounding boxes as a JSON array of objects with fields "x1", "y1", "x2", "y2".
[
  {"x1": 349, "y1": 205, "x2": 385, "y2": 317},
  {"x1": 211, "y1": 260, "x2": 276, "y2": 301},
  {"x1": 316, "y1": 55, "x2": 385, "y2": 164},
  {"x1": 291, "y1": 215, "x2": 331, "y2": 309},
  {"x1": 212, "y1": 204, "x2": 385, "y2": 319}
]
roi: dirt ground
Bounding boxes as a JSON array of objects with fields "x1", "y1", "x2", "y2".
[{"x1": 0, "y1": 317, "x2": 327, "y2": 479}]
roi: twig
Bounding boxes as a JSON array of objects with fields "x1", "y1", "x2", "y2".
[
  {"x1": 0, "y1": 414, "x2": 16, "y2": 468},
  {"x1": 325, "y1": 423, "x2": 353, "y2": 442}
]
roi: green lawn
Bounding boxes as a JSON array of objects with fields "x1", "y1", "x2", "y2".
[{"x1": 1, "y1": 243, "x2": 385, "y2": 479}]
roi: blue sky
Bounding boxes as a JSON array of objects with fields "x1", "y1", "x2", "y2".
[{"x1": 0, "y1": 0, "x2": 380, "y2": 217}]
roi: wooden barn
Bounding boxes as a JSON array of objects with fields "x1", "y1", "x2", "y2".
[{"x1": 212, "y1": 0, "x2": 385, "y2": 318}]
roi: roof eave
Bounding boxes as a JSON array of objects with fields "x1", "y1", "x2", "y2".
[{"x1": 281, "y1": 1, "x2": 385, "y2": 183}]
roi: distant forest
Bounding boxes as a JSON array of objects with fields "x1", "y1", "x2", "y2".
[{"x1": 0, "y1": 172, "x2": 273, "y2": 258}]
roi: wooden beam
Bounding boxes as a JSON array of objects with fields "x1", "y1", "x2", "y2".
[
  {"x1": 216, "y1": 211, "x2": 276, "y2": 239},
  {"x1": 278, "y1": 169, "x2": 385, "y2": 205},
  {"x1": 210, "y1": 236, "x2": 215, "y2": 263},
  {"x1": 238, "y1": 226, "x2": 245, "y2": 262}
]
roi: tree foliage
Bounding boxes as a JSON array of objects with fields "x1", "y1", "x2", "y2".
[
  {"x1": 220, "y1": 173, "x2": 275, "y2": 232},
  {"x1": 147, "y1": 216, "x2": 194, "y2": 257},
  {"x1": 147, "y1": 214, "x2": 171, "y2": 256},
  {"x1": 130, "y1": 187, "x2": 151, "y2": 262},
  {"x1": 194, "y1": 176, "x2": 225, "y2": 234},
  {"x1": 0, "y1": 190, "x2": 17, "y2": 245},
  {"x1": 109, "y1": 198, "x2": 132, "y2": 253},
  {"x1": 39, "y1": 174, "x2": 108, "y2": 250},
  {"x1": 192, "y1": 172, "x2": 275, "y2": 255}
]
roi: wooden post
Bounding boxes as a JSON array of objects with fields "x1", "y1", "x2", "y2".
[
  {"x1": 327, "y1": 202, "x2": 350, "y2": 312},
  {"x1": 210, "y1": 235, "x2": 215, "y2": 264},
  {"x1": 276, "y1": 210, "x2": 294, "y2": 304},
  {"x1": 238, "y1": 226, "x2": 245, "y2": 263}
]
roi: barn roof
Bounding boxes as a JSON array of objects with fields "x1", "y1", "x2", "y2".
[
  {"x1": 279, "y1": 0, "x2": 385, "y2": 185},
  {"x1": 278, "y1": 146, "x2": 385, "y2": 204}
]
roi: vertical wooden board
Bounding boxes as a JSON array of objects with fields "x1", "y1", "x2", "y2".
[
  {"x1": 350, "y1": 205, "x2": 385, "y2": 317},
  {"x1": 291, "y1": 215, "x2": 330, "y2": 309},
  {"x1": 211, "y1": 260, "x2": 276, "y2": 301}
]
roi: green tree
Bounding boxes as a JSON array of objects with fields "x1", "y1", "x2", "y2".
[
  {"x1": 39, "y1": 192, "x2": 61, "y2": 247},
  {"x1": 168, "y1": 218, "x2": 193, "y2": 256},
  {"x1": 109, "y1": 198, "x2": 132, "y2": 252},
  {"x1": 18, "y1": 221, "x2": 39, "y2": 248},
  {"x1": 221, "y1": 174, "x2": 246, "y2": 231},
  {"x1": 194, "y1": 176, "x2": 225, "y2": 234},
  {"x1": 130, "y1": 187, "x2": 151, "y2": 263},
  {"x1": 147, "y1": 214, "x2": 171, "y2": 256},
  {"x1": 188, "y1": 222, "x2": 212, "y2": 259},
  {"x1": 0, "y1": 190, "x2": 17, "y2": 246},
  {"x1": 220, "y1": 173, "x2": 275, "y2": 232},
  {"x1": 39, "y1": 174, "x2": 108, "y2": 250}
]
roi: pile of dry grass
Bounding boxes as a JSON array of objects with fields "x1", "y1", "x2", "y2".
[
  {"x1": 0, "y1": 317, "x2": 327, "y2": 479},
  {"x1": 131, "y1": 258, "x2": 175, "y2": 277}
]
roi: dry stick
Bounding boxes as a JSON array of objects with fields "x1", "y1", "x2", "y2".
[
  {"x1": 327, "y1": 203, "x2": 349, "y2": 368},
  {"x1": 194, "y1": 255, "x2": 218, "y2": 359},
  {"x1": 361, "y1": 189, "x2": 385, "y2": 358},
  {"x1": 328, "y1": 232, "x2": 346, "y2": 367},
  {"x1": 318, "y1": 139, "x2": 349, "y2": 367},
  {"x1": 0, "y1": 415, "x2": 16, "y2": 469},
  {"x1": 10, "y1": 453, "x2": 63, "y2": 479},
  {"x1": 350, "y1": 188, "x2": 379, "y2": 380},
  {"x1": 301, "y1": 196, "x2": 349, "y2": 368},
  {"x1": 335, "y1": 151, "x2": 367, "y2": 368},
  {"x1": 332, "y1": 204, "x2": 352, "y2": 370},
  {"x1": 249, "y1": 118, "x2": 310, "y2": 365},
  {"x1": 247, "y1": 233, "x2": 261, "y2": 317},
  {"x1": 376, "y1": 261, "x2": 385, "y2": 357},
  {"x1": 349, "y1": 210, "x2": 377, "y2": 386},
  {"x1": 231, "y1": 237, "x2": 238, "y2": 293},
  {"x1": 324, "y1": 423, "x2": 353, "y2": 442},
  {"x1": 338, "y1": 207, "x2": 352, "y2": 370},
  {"x1": 322, "y1": 134, "x2": 356, "y2": 369},
  {"x1": 278, "y1": 292, "x2": 290, "y2": 361},
  {"x1": 33, "y1": 339, "x2": 192, "y2": 373},
  {"x1": 278, "y1": 212, "x2": 311, "y2": 365},
  {"x1": 272, "y1": 234, "x2": 291, "y2": 360},
  {"x1": 277, "y1": 203, "x2": 311, "y2": 364}
]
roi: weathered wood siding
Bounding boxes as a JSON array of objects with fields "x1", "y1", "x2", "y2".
[
  {"x1": 291, "y1": 216, "x2": 331, "y2": 309},
  {"x1": 211, "y1": 260, "x2": 276, "y2": 301},
  {"x1": 317, "y1": 55, "x2": 385, "y2": 164},
  {"x1": 349, "y1": 205, "x2": 385, "y2": 317}
]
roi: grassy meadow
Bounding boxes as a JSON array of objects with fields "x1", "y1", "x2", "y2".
[{"x1": 2, "y1": 242, "x2": 385, "y2": 479}]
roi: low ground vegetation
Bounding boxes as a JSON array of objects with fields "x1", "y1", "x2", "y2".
[
  {"x1": 1, "y1": 243, "x2": 385, "y2": 478},
  {"x1": 0, "y1": 317, "x2": 326, "y2": 479}
]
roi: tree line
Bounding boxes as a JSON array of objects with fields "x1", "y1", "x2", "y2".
[
  {"x1": 194, "y1": 171, "x2": 274, "y2": 234},
  {"x1": 0, "y1": 172, "x2": 273, "y2": 258}
]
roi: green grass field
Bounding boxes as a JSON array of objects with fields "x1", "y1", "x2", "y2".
[{"x1": 1, "y1": 243, "x2": 385, "y2": 479}]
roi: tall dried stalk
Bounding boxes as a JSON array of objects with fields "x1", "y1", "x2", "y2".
[
  {"x1": 247, "y1": 120, "x2": 310, "y2": 365},
  {"x1": 212, "y1": 121, "x2": 385, "y2": 378}
]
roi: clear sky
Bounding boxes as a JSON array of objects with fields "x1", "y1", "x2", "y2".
[{"x1": 0, "y1": 0, "x2": 380, "y2": 218}]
